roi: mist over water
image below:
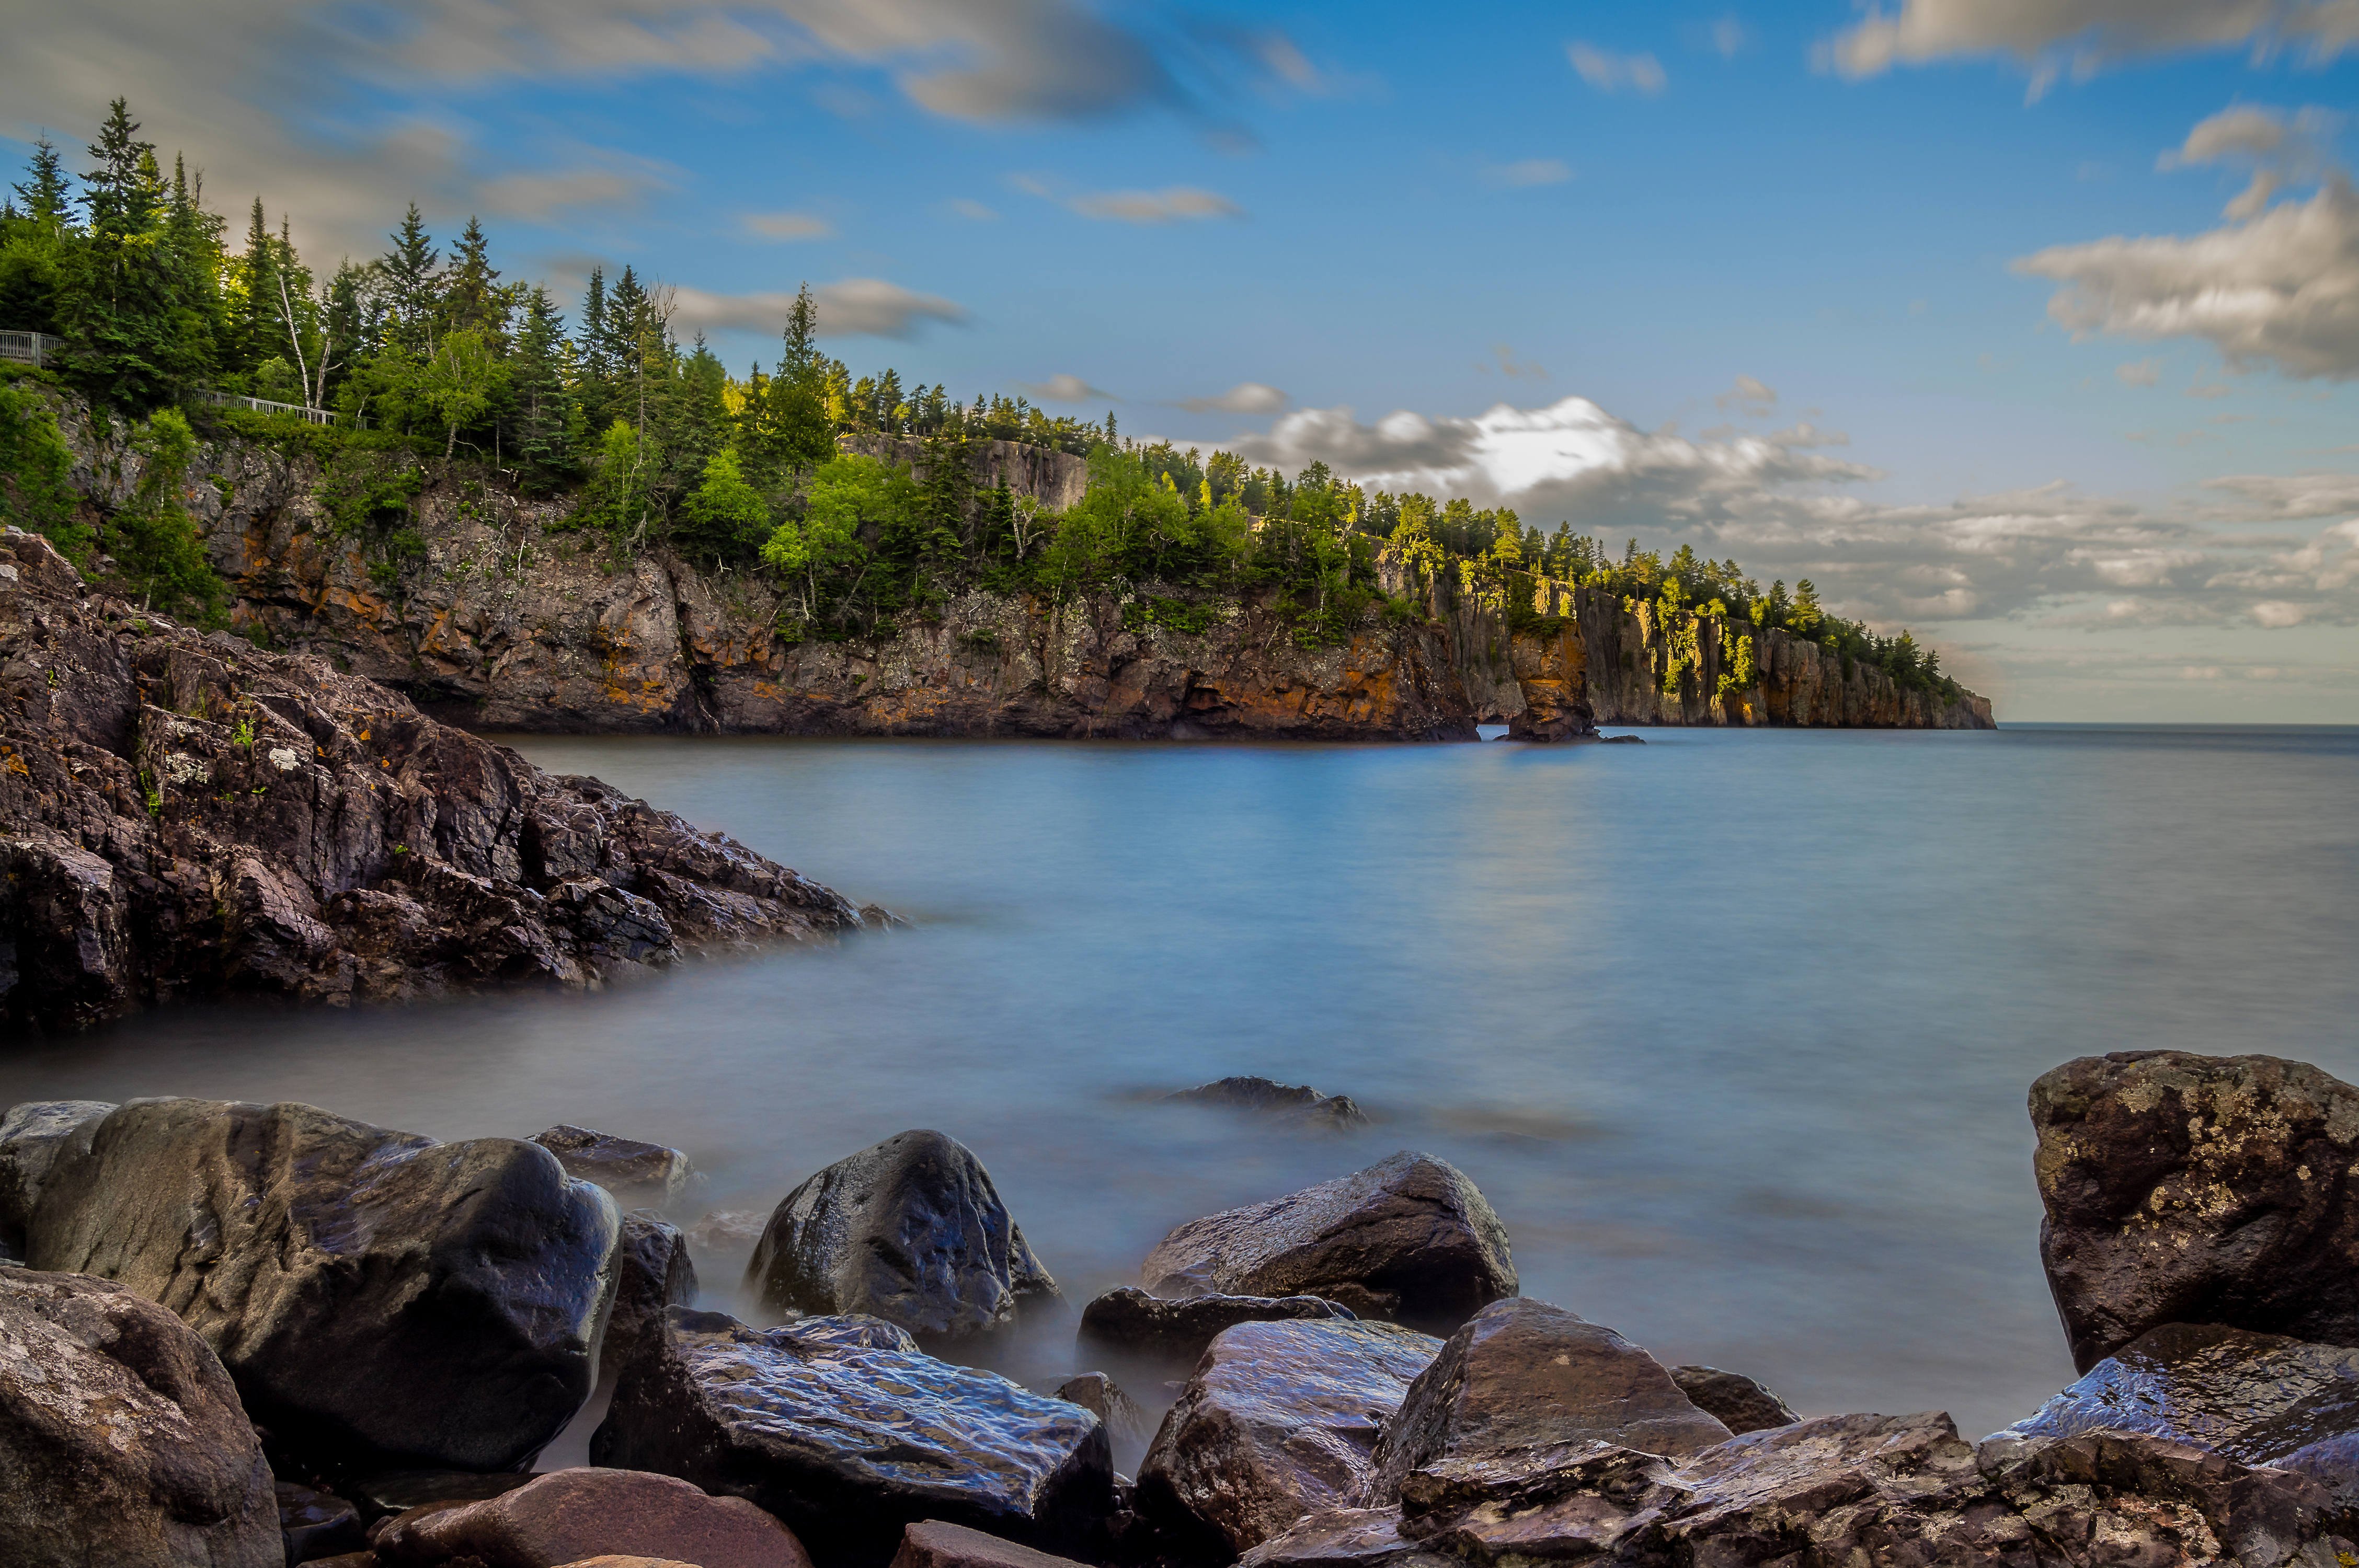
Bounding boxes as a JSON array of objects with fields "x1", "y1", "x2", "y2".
[{"x1": 6, "y1": 725, "x2": 2354, "y2": 1445}]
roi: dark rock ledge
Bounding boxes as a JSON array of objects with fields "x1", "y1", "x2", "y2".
[{"x1": 0, "y1": 527, "x2": 877, "y2": 1035}]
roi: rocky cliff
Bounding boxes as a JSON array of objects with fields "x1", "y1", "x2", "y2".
[{"x1": 47, "y1": 406, "x2": 1990, "y2": 741}]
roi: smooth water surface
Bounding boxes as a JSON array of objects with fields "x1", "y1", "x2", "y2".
[{"x1": 7, "y1": 725, "x2": 2355, "y2": 1442}]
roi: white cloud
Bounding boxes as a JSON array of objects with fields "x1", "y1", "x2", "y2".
[
  {"x1": 1481, "y1": 158, "x2": 1573, "y2": 188},
  {"x1": 1017, "y1": 373, "x2": 1118, "y2": 403},
  {"x1": 670, "y1": 276, "x2": 967, "y2": 338},
  {"x1": 2252, "y1": 599, "x2": 2312, "y2": 626},
  {"x1": 947, "y1": 198, "x2": 1000, "y2": 221},
  {"x1": 1063, "y1": 186, "x2": 1241, "y2": 224},
  {"x1": 2116, "y1": 358, "x2": 2163, "y2": 386},
  {"x1": 1822, "y1": 1, "x2": 2359, "y2": 91},
  {"x1": 1566, "y1": 42, "x2": 1668, "y2": 95},
  {"x1": 744, "y1": 210, "x2": 835, "y2": 240},
  {"x1": 1715, "y1": 374, "x2": 1779, "y2": 413},
  {"x1": 1179, "y1": 382, "x2": 1288, "y2": 414}
]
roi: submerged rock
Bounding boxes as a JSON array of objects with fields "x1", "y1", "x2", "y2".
[
  {"x1": 592, "y1": 1307, "x2": 1114, "y2": 1567},
  {"x1": 29, "y1": 1097, "x2": 619, "y2": 1472},
  {"x1": 1367, "y1": 1299, "x2": 1731, "y2": 1502},
  {"x1": 1162, "y1": 1077, "x2": 1371, "y2": 1131},
  {"x1": 1077, "y1": 1285, "x2": 1358, "y2": 1364},
  {"x1": 1140, "y1": 1151, "x2": 1516, "y2": 1333},
  {"x1": 372, "y1": 1466, "x2": 808, "y2": 1568},
  {"x1": 0, "y1": 1098, "x2": 112, "y2": 1255},
  {"x1": 1137, "y1": 1317, "x2": 1443, "y2": 1554},
  {"x1": 0, "y1": 1268, "x2": 282, "y2": 1568},
  {"x1": 1667, "y1": 1365, "x2": 1800, "y2": 1436},
  {"x1": 607, "y1": 1210, "x2": 699, "y2": 1374},
  {"x1": 746, "y1": 1129, "x2": 1058, "y2": 1340},
  {"x1": 2033, "y1": 1051, "x2": 2359, "y2": 1371},
  {"x1": 530, "y1": 1124, "x2": 693, "y2": 1209}
]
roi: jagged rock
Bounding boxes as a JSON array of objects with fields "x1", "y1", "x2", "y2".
[
  {"x1": 1077, "y1": 1285, "x2": 1358, "y2": 1363},
  {"x1": 1367, "y1": 1299, "x2": 1730, "y2": 1502},
  {"x1": 530, "y1": 1125, "x2": 693, "y2": 1209},
  {"x1": 1991, "y1": 1321, "x2": 2359, "y2": 1466},
  {"x1": 0, "y1": 527, "x2": 867, "y2": 1034},
  {"x1": 279, "y1": 1480, "x2": 367, "y2": 1563},
  {"x1": 0, "y1": 1267, "x2": 282, "y2": 1567},
  {"x1": 1597, "y1": 734, "x2": 1645, "y2": 744},
  {"x1": 1053, "y1": 1372, "x2": 1154, "y2": 1463},
  {"x1": 1667, "y1": 1365, "x2": 1799, "y2": 1435},
  {"x1": 1140, "y1": 1151, "x2": 1516, "y2": 1333},
  {"x1": 2033, "y1": 1051, "x2": 2359, "y2": 1371},
  {"x1": 1236, "y1": 1507, "x2": 1456, "y2": 1568},
  {"x1": 1161, "y1": 1077, "x2": 1371, "y2": 1130},
  {"x1": 746, "y1": 1129, "x2": 1057, "y2": 1340},
  {"x1": 0, "y1": 1098, "x2": 112, "y2": 1254},
  {"x1": 888, "y1": 1520, "x2": 1092, "y2": 1568},
  {"x1": 1137, "y1": 1317, "x2": 1443, "y2": 1554},
  {"x1": 29, "y1": 1096, "x2": 619, "y2": 1471},
  {"x1": 686, "y1": 1208, "x2": 768, "y2": 1255},
  {"x1": 592, "y1": 1308, "x2": 1114, "y2": 1567},
  {"x1": 607, "y1": 1211, "x2": 698, "y2": 1373},
  {"x1": 372, "y1": 1466, "x2": 809, "y2": 1568}
]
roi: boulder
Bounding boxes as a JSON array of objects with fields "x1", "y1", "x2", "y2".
[
  {"x1": 1139, "y1": 1151, "x2": 1516, "y2": 1333},
  {"x1": 1235, "y1": 1507, "x2": 1456, "y2": 1568},
  {"x1": 1991, "y1": 1321, "x2": 2359, "y2": 1466},
  {"x1": 1666, "y1": 1365, "x2": 1799, "y2": 1436},
  {"x1": 606, "y1": 1212, "x2": 697, "y2": 1373},
  {"x1": 0, "y1": 1267, "x2": 282, "y2": 1567},
  {"x1": 372, "y1": 1466, "x2": 809, "y2": 1568},
  {"x1": 280, "y1": 1480, "x2": 368, "y2": 1562},
  {"x1": 1137, "y1": 1317, "x2": 1442, "y2": 1554},
  {"x1": 592, "y1": 1308, "x2": 1114, "y2": 1567},
  {"x1": 1052, "y1": 1373, "x2": 1154, "y2": 1463},
  {"x1": 1367, "y1": 1299, "x2": 1730, "y2": 1502},
  {"x1": 1078, "y1": 1285, "x2": 1357, "y2": 1364},
  {"x1": 746, "y1": 1129, "x2": 1058, "y2": 1340},
  {"x1": 29, "y1": 1096, "x2": 620, "y2": 1471},
  {"x1": 1161, "y1": 1078, "x2": 1370, "y2": 1131},
  {"x1": 686, "y1": 1209, "x2": 767, "y2": 1255},
  {"x1": 2032, "y1": 1051, "x2": 2359, "y2": 1371},
  {"x1": 346, "y1": 1470, "x2": 540, "y2": 1524},
  {"x1": 0, "y1": 1098, "x2": 112, "y2": 1255},
  {"x1": 887, "y1": 1520, "x2": 1091, "y2": 1568},
  {"x1": 530, "y1": 1125, "x2": 693, "y2": 1210}
]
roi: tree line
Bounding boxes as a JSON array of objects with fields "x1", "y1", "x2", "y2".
[{"x1": 0, "y1": 98, "x2": 1954, "y2": 697}]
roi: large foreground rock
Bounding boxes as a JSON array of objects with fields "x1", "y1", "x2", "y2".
[
  {"x1": 29, "y1": 1096, "x2": 620, "y2": 1471},
  {"x1": 592, "y1": 1308, "x2": 1113, "y2": 1567},
  {"x1": 373, "y1": 1466, "x2": 809, "y2": 1568},
  {"x1": 1138, "y1": 1317, "x2": 1442, "y2": 1554},
  {"x1": 2033, "y1": 1051, "x2": 2359, "y2": 1371},
  {"x1": 0, "y1": 527, "x2": 868, "y2": 1035},
  {"x1": 1140, "y1": 1152, "x2": 1516, "y2": 1333},
  {"x1": 1255, "y1": 1410, "x2": 2359, "y2": 1567},
  {"x1": 1078, "y1": 1285, "x2": 1358, "y2": 1364},
  {"x1": 0, "y1": 1268, "x2": 282, "y2": 1568},
  {"x1": 1366, "y1": 1299, "x2": 1730, "y2": 1501},
  {"x1": 746, "y1": 1130, "x2": 1057, "y2": 1340},
  {"x1": 0, "y1": 1098, "x2": 112, "y2": 1255}
]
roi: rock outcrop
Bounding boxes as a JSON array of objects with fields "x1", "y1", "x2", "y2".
[
  {"x1": 1141, "y1": 1151, "x2": 1517, "y2": 1333},
  {"x1": 1077, "y1": 1285, "x2": 1359, "y2": 1364},
  {"x1": 372, "y1": 1466, "x2": 810, "y2": 1568},
  {"x1": 0, "y1": 1098, "x2": 112, "y2": 1255},
  {"x1": 0, "y1": 1268, "x2": 283, "y2": 1568},
  {"x1": 2031, "y1": 1051, "x2": 2359, "y2": 1371},
  {"x1": 1161, "y1": 1077, "x2": 1371, "y2": 1131},
  {"x1": 592, "y1": 1308, "x2": 1114, "y2": 1567},
  {"x1": 746, "y1": 1129, "x2": 1058, "y2": 1341},
  {"x1": 1137, "y1": 1317, "x2": 1443, "y2": 1554},
  {"x1": 28, "y1": 1096, "x2": 620, "y2": 1472},
  {"x1": 0, "y1": 526, "x2": 869, "y2": 1033}
]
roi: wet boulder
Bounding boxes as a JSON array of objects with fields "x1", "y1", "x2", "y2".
[
  {"x1": 1137, "y1": 1317, "x2": 1442, "y2": 1554},
  {"x1": 277, "y1": 1481, "x2": 366, "y2": 1563},
  {"x1": 888, "y1": 1520, "x2": 1091, "y2": 1568},
  {"x1": 29, "y1": 1097, "x2": 620, "y2": 1471},
  {"x1": 0, "y1": 1268, "x2": 282, "y2": 1567},
  {"x1": 1235, "y1": 1507, "x2": 1456, "y2": 1568},
  {"x1": 1053, "y1": 1372, "x2": 1154, "y2": 1469},
  {"x1": 346, "y1": 1470, "x2": 542, "y2": 1526},
  {"x1": 1367, "y1": 1299, "x2": 1730, "y2": 1502},
  {"x1": 1140, "y1": 1151, "x2": 1516, "y2": 1333},
  {"x1": 530, "y1": 1124, "x2": 693, "y2": 1210},
  {"x1": 0, "y1": 1098, "x2": 112, "y2": 1255},
  {"x1": 1162, "y1": 1078, "x2": 1371, "y2": 1131},
  {"x1": 1079, "y1": 1285, "x2": 1358, "y2": 1364},
  {"x1": 1667, "y1": 1365, "x2": 1799, "y2": 1435},
  {"x1": 372, "y1": 1466, "x2": 809, "y2": 1568},
  {"x1": 606, "y1": 1211, "x2": 698, "y2": 1373},
  {"x1": 2032, "y1": 1051, "x2": 2359, "y2": 1371},
  {"x1": 592, "y1": 1308, "x2": 1114, "y2": 1568},
  {"x1": 746, "y1": 1129, "x2": 1058, "y2": 1340}
]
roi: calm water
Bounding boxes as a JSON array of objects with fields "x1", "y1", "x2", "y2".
[{"x1": 7, "y1": 725, "x2": 2356, "y2": 1446}]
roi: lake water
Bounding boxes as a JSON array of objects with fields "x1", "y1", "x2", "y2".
[{"x1": 6, "y1": 724, "x2": 2355, "y2": 1449}]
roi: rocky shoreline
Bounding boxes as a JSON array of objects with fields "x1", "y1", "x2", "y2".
[
  {"x1": 7, "y1": 1053, "x2": 2359, "y2": 1566},
  {"x1": 0, "y1": 527, "x2": 881, "y2": 1035}
]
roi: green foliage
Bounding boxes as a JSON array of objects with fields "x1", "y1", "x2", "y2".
[
  {"x1": 318, "y1": 444, "x2": 424, "y2": 539},
  {"x1": 107, "y1": 407, "x2": 226, "y2": 624},
  {"x1": 0, "y1": 381, "x2": 91, "y2": 560},
  {"x1": 673, "y1": 448, "x2": 772, "y2": 566}
]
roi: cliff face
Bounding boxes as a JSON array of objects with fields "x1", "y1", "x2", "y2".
[{"x1": 49, "y1": 410, "x2": 1989, "y2": 740}]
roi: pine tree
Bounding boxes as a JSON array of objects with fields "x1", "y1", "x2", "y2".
[
  {"x1": 57, "y1": 99, "x2": 209, "y2": 409},
  {"x1": 441, "y1": 216, "x2": 506, "y2": 342},
  {"x1": 11, "y1": 138, "x2": 72, "y2": 227},
  {"x1": 380, "y1": 203, "x2": 440, "y2": 355},
  {"x1": 506, "y1": 285, "x2": 575, "y2": 490}
]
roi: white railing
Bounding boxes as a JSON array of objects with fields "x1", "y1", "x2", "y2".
[
  {"x1": 198, "y1": 389, "x2": 362, "y2": 428},
  {"x1": 0, "y1": 330, "x2": 64, "y2": 367}
]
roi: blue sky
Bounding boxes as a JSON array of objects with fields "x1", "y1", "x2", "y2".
[{"x1": 12, "y1": 0, "x2": 2358, "y2": 719}]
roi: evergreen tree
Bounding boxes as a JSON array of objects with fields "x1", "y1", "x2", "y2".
[
  {"x1": 57, "y1": 99, "x2": 210, "y2": 410},
  {"x1": 12, "y1": 138, "x2": 73, "y2": 227},
  {"x1": 380, "y1": 203, "x2": 440, "y2": 355},
  {"x1": 441, "y1": 216, "x2": 507, "y2": 342},
  {"x1": 506, "y1": 285, "x2": 575, "y2": 490}
]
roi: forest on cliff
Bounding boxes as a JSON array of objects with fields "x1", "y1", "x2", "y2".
[{"x1": 0, "y1": 98, "x2": 1959, "y2": 703}]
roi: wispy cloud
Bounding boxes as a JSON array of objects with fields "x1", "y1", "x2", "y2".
[
  {"x1": 671, "y1": 276, "x2": 967, "y2": 338},
  {"x1": 947, "y1": 198, "x2": 1000, "y2": 222},
  {"x1": 1178, "y1": 382, "x2": 1288, "y2": 414},
  {"x1": 2116, "y1": 358, "x2": 2163, "y2": 387},
  {"x1": 1480, "y1": 158, "x2": 1573, "y2": 188},
  {"x1": 1566, "y1": 42, "x2": 1668, "y2": 95},
  {"x1": 743, "y1": 210, "x2": 835, "y2": 241},
  {"x1": 1017, "y1": 373, "x2": 1119, "y2": 402},
  {"x1": 1715, "y1": 374, "x2": 1778, "y2": 413},
  {"x1": 1068, "y1": 186, "x2": 1241, "y2": 223}
]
